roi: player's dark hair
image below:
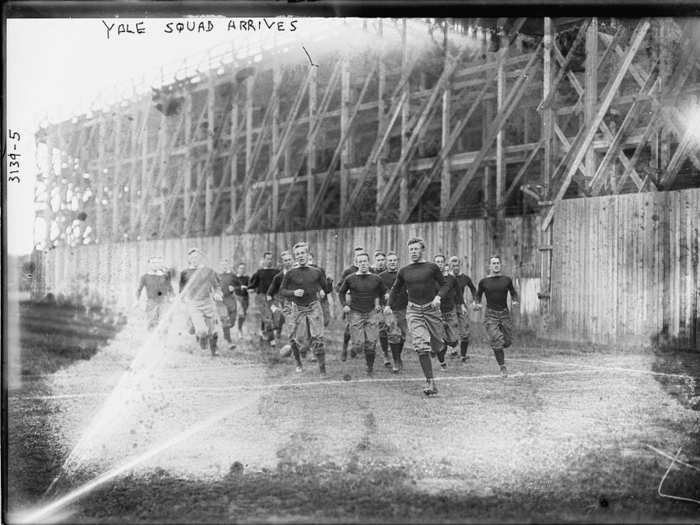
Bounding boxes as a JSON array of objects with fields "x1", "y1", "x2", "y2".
[
  {"x1": 356, "y1": 252, "x2": 370, "y2": 261},
  {"x1": 407, "y1": 237, "x2": 425, "y2": 248},
  {"x1": 489, "y1": 255, "x2": 502, "y2": 263},
  {"x1": 263, "y1": 251, "x2": 272, "y2": 258},
  {"x1": 433, "y1": 254, "x2": 445, "y2": 261},
  {"x1": 374, "y1": 250, "x2": 386, "y2": 257},
  {"x1": 387, "y1": 251, "x2": 397, "y2": 257}
]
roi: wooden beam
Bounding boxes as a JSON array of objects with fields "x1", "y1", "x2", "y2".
[
  {"x1": 375, "y1": 18, "x2": 387, "y2": 223},
  {"x1": 306, "y1": 66, "x2": 318, "y2": 225},
  {"x1": 111, "y1": 113, "x2": 121, "y2": 240},
  {"x1": 375, "y1": 39, "x2": 474, "y2": 221},
  {"x1": 584, "y1": 18, "x2": 598, "y2": 181},
  {"x1": 229, "y1": 86, "x2": 239, "y2": 230},
  {"x1": 244, "y1": 75, "x2": 254, "y2": 230},
  {"x1": 537, "y1": 19, "x2": 590, "y2": 111},
  {"x1": 205, "y1": 77, "x2": 215, "y2": 233},
  {"x1": 495, "y1": 27, "x2": 506, "y2": 216},
  {"x1": 503, "y1": 137, "x2": 545, "y2": 203},
  {"x1": 339, "y1": 54, "x2": 350, "y2": 223},
  {"x1": 271, "y1": 60, "x2": 281, "y2": 229},
  {"x1": 542, "y1": 17, "x2": 553, "y2": 196},
  {"x1": 439, "y1": 22, "x2": 452, "y2": 222},
  {"x1": 399, "y1": 20, "x2": 410, "y2": 222},
  {"x1": 405, "y1": 21, "x2": 529, "y2": 222},
  {"x1": 183, "y1": 86, "x2": 240, "y2": 236},
  {"x1": 542, "y1": 19, "x2": 651, "y2": 231},
  {"x1": 96, "y1": 113, "x2": 106, "y2": 242},
  {"x1": 244, "y1": 67, "x2": 315, "y2": 232},
  {"x1": 328, "y1": 37, "x2": 420, "y2": 226},
  {"x1": 278, "y1": 62, "x2": 377, "y2": 230},
  {"x1": 589, "y1": 61, "x2": 660, "y2": 193},
  {"x1": 443, "y1": 40, "x2": 543, "y2": 219}
]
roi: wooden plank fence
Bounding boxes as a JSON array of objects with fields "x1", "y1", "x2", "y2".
[{"x1": 550, "y1": 188, "x2": 700, "y2": 350}]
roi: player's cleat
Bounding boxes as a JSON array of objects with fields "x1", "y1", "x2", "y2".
[
  {"x1": 366, "y1": 367, "x2": 373, "y2": 377},
  {"x1": 384, "y1": 358, "x2": 392, "y2": 368},
  {"x1": 500, "y1": 365, "x2": 508, "y2": 378},
  {"x1": 340, "y1": 347, "x2": 348, "y2": 362},
  {"x1": 228, "y1": 342, "x2": 237, "y2": 350},
  {"x1": 440, "y1": 362, "x2": 447, "y2": 371},
  {"x1": 450, "y1": 350, "x2": 459, "y2": 357},
  {"x1": 309, "y1": 354, "x2": 318, "y2": 362},
  {"x1": 349, "y1": 348, "x2": 357, "y2": 359},
  {"x1": 423, "y1": 380, "x2": 438, "y2": 396},
  {"x1": 461, "y1": 355, "x2": 470, "y2": 362},
  {"x1": 295, "y1": 365, "x2": 303, "y2": 373},
  {"x1": 270, "y1": 339, "x2": 277, "y2": 347}
]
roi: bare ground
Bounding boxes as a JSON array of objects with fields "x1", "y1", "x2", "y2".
[{"x1": 6, "y1": 302, "x2": 700, "y2": 523}]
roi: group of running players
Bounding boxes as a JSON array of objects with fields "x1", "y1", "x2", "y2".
[{"x1": 135, "y1": 237, "x2": 519, "y2": 396}]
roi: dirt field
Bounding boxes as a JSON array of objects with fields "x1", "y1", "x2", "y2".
[{"x1": 6, "y1": 301, "x2": 700, "y2": 523}]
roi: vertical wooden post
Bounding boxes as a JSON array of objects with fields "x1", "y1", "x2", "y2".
[
  {"x1": 495, "y1": 26, "x2": 506, "y2": 221},
  {"x1": 440, "y1": 22, "x2": 452, "y2": 220},
  {"x1": 157, "y1": 106, "x2": 167, "y2": 234},
  {"x1": 375, "y1": 20, "x2": 387, "y2": 221},
  {"x1": 272, "y1": 61, "x2": 281, "y2": 229},
  {"x1": 483, "y1": 101, "x2": 493, "y2": 217},
  {"x1": 543, "y1": 17, "x2": 554, "y2": 197},
  {"x1": 112, "y1": 113, "x2": 121, "y2": 240},
  {"x1": 129, "y1": 105, "x2": 139, "y2": 236},
  {"x1": 184, "y1": 91, "x2": 192, "y2": 235},
  {"x1": 205, "y1": 77, "x2": 214, "y2": 234},
  {"x1": 96, "y1": 113, "x2": 105, "y2": 243},
  {"x1": 306, "y1": 66, "x2": 318, "y2": 226},
  {"x1": 584, "y1": 17, "x2": 598, "y2": 181},
  {"x1": 339, "y1": 53, "x2": 350, "y2": 223},
  {"x1": 139, "y1": 110, "x2": 149, "y2": 240},
  {"x1": 540, "y1": 17, "x2": 555, "y2": 328},
  {"x1": 659, "y1": 18, "x2": 671, "y2": 168},
  {"x1": 399, "y1": 20, "x2": 409, "y2": 220},
  {"x1": 229, "y1": 85, "x2": 239, "y2": 230},
  {"x1": 244, "y1": 74, "x2": 254, "y2": 229}
]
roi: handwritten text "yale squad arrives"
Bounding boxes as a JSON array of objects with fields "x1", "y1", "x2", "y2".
[{"x1": 103, "y1": 19, "x2": 299, "y2": 39}]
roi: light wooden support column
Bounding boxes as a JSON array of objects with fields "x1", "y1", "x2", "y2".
[
  {"x1": 139, "y1": 111, "x2": 149, "y2": 240},
  {"x1": 440, "y1": 23, "x2": 452, "y2": 220},
  {"x1": 111, "y1": 114, "x2": 121, "y2": 240},
  {"x1": 339, "y1": 53, "x2": 350, "y2": 223},
  {"x1": 184, "y1": 92, "x2": 192, "y2": 234},
  {"x1": 495, "y1": 27, "x2": 506, "y2": 219},
  {"x1": 584, "y1": 17, "x2": 598, "y2": 182},
  {"x1": 96, "y1": 114, "x2": 105, "y2": 243},
  {"x1": 540, "y1": 17, "x2": 555, "y2": 313},
  {"x1": 375, "y1": 20, "x2": 387, "y2": 220},
  {"x1": 399, "y1": 19, "x2": 409, "y2": 220},
  {"x1": 244, "y1": 75, "x2": 254, "y2": 229},
  {"x1": 128, "y1": 108, "x2": 138, "y2": 236},
  {"x1": 229, "y1": 86, "x2": 239, "y2": 230},
  {"x1": 306, "y1": 66, "x2": 318, "y2": 225},
  {"x1": 205, "y1": 77, "x2": 215, "y2": 233},
  {"x1": 157, "y1": 108, "x2": 168, "y2": 233},
  {"x1": 543, "y1": 17, "x2": 554, "y2": 196},
  {"x1": 272, "y1": 61, "x2": 281, "y2": 229},
  {"x1": 483, "y1": 101, "x2": 493, "y2": 217},
  {"x1": 658, "y1": 18, "x2": 672, "y2": 168}
]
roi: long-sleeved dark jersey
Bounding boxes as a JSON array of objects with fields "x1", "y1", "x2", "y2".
[
  {"x1": 267, "y1": 270, "x2": 287, "y2": 298},
  {"x1": 476, "y1": 275, "x2": 519, "y2": 310},
  {"x1": 389, "y1": 262, "x2": 448, "y2": 306},
  {"x1": 336, "y1": 265, "x2": 358, "y2": 292},
  {"x1": 249, "y1": 268, "x2": 280, "y2": 295},
  {"x1": 440, "y1": 273, "x2": 463, "y2": 312},
  {"x1": 455, "y1": 273, "x2": 477, "y2": 304},
  {"x1": 235, "y1": 274, "x2": 249, "y2": 297},
  {"x1": 137, "y1": 273, "x2": 173, "y2": 301},
  {"x1": 338, "y1": 273, "x2": 387, "y2": 313},
  {"x1": 218, "y1": 272, "x2": 241, "y2": 298},
  {"x1": 379, "y1": 269, "x2": 408, "y2": 310},
  {"x1": 280, "y1": 265, "x2": 326, "y2": 307},
  {"x1": 180, "y1": 267, "x2": 219, "y2": 301}
]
